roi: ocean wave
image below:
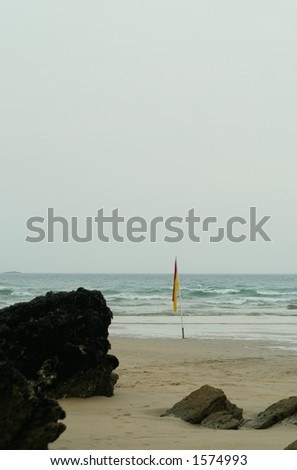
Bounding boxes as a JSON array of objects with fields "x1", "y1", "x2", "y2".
[
  {"x1": 113, "y1": 310, "x2": 297, "y2": 317},
  {"x1": 0, "y1": 288, "x2": 13, "y2": 295},
  {"x1": 13, "y1": 291, "x2": 33, "y2": 297},
  {"x1": 182, "y1": 287, "x2": 295, "y2": 298},
  {"x1": 257, "y1": 290, "x2": 297, "y2": 297},
  {"x1": 180, "y1": 288, "x2": 240, "y2": 297},
  {"x1": 107, "y1": 293, "x2": 170, "y2": 301},
  {"x1": 2, "y1": 273, "x2": 297, "y2": 320}
]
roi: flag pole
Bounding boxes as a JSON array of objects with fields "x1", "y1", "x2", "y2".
[
  {"x1": 173, "y1": 256, "x2": 185, "y2": 339},
  {"x1": 178, "y1": 283, "x2": 185, "y2": 339}
]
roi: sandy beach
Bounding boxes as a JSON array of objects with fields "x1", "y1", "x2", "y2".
[{"x1": 50, "y1": 336, "x2": 297, "y2": 450}]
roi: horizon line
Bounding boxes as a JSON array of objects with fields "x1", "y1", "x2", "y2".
[{"x1": 2, "y1": 271, "x2": 297, "y2": 276}]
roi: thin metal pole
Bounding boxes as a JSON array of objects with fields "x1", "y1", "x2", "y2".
[{"x1": 178, "y1": 279, "x2": 185, "y2": 339}]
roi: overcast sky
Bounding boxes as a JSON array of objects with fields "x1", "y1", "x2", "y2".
[{"x1": 1, "y1": 1, "x2": 297, "y2": 273}]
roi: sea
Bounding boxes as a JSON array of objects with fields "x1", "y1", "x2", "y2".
[{"x1": 1, "y1": 272, "x2": 297, "y2": 351}]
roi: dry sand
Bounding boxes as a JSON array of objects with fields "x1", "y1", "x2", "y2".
[{"x1": 50, "y1": 336, "x2": 297, "y2": 450}]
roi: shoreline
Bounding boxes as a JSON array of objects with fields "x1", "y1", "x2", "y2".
[
  {"x1": 50, "y1": 336, "x2": 297, "y2": 450},
  {"x1": 109, "y1": 316, "x2": 297, "y2": 353}
]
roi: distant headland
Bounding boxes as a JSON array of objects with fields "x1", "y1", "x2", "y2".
[{"x1": 2, "y1": 271, "x2": 22, "y2": 274}]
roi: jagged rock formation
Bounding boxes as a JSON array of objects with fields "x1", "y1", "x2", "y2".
[
  {"x1": 0, "y1": 287, "x2": 119, "y2": 398},
  {"x1": 0, "y1": 351, "x2": 65, "y2": 449},
  {"x1": 250, "y1": 396, "x2": 297, "y2": 429},
  {"x1": 163, "y1": 385, "x2": 243, "y2": 430}
]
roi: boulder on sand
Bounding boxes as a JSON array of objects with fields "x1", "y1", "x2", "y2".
[
  {"x1": 285, "y1": 440, "x2": 297, "y2": 450},
  {"x1": 163, "y1": 385, "x2": 243, "y2": 430},
  {"x1": 250, "y1": 396, "x2": 297, "y2": 429}
]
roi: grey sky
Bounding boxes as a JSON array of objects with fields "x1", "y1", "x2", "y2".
[{"x1": 1, "y1": 1, "x2": 297, "y2": 273}]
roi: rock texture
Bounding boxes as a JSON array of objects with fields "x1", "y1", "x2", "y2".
[
  {"x1": 201, "y1": 411, "x2": 240, "y2": 430},
  {"x1": 250, "y1": 396, "x2": 297, "y2": 429},
  {"x1": 285, "y1": 440, "x2": 297, "y2": 450},
  {"x1": 0, "y1": 287, "x2": 119, "y2": 398},
  {"x1": 0, "y1": 351, "x2": 66, "y2": 449},
  {"x1": 163, "y1": 385, "x2": 243, "y2": 429}
]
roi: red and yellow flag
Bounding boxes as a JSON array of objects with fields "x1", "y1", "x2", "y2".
[{"x1": 172, "y1": 258, "x2": 179, "y2": 312}]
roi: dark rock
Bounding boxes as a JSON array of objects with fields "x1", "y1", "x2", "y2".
[
  {"x1": 163, "y1": 385, "x2": 243, "y2": 428},
  {"x1": 285, "y1": 440, "x2": 297, "y2": 450},
  {"x1": 0, "y1": 288, "x2": 119, "y2": 398},
  {"x1": 201, "y1": 411, "x2": 240, "y2": 430},
  {"x1": 285, "y1": 412, "x2": 297, "y2": 425},
  {"x1": 0, "y1": 351, "x2": 66, "y2": 449},
  {"x1": 250, "y1": 396, "x2": 297, "y2": 429}
]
